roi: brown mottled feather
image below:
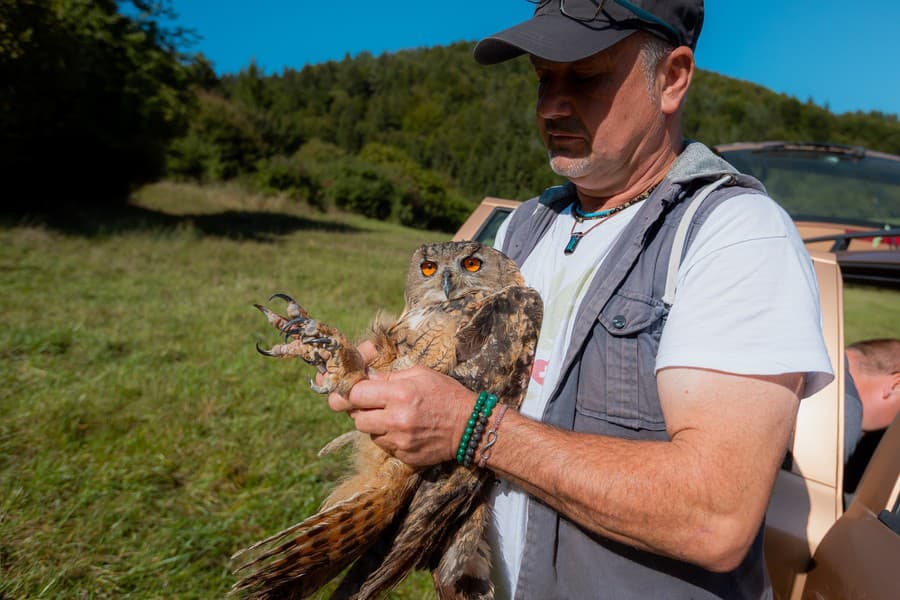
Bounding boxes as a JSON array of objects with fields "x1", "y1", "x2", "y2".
[{"x1": 234, "y1": 241, "x2": 542, "y2": 599}]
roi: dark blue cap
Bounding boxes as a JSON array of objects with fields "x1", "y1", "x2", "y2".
[{"x1": 474, "y1": 0, "x2": 704, "y2": 64}]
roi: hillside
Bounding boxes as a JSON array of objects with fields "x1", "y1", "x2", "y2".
[
  {"x1": 5, "y1": 2, "x2": 899, "y2": 224},
  {"x1": 163, "y1": 41, "x2": 900, "y2": 231}
]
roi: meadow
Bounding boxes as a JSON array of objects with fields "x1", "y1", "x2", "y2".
[{"x1": 2, "y1": 183, "x2": 898, "y2": 598}]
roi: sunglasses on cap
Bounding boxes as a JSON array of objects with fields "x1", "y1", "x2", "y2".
[{"x1": 526, "y1": 0, "x2": 686, "y2": 47}]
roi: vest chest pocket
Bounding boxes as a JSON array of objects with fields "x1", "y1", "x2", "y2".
[{"x1": 576, "y1": 291, "x2": 669, "y2": 432}]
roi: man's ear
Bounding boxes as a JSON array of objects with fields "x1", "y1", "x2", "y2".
[
  {"x1": 659, "y1": 45, "x2": 694, "y2": 115},
  {"x1": 885, "y1": 371, "x2": 900, "y2": 399}
]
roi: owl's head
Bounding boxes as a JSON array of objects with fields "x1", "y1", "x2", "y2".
[{"x1": 405, "y1": 241, "x2": 524, "y2": 307}]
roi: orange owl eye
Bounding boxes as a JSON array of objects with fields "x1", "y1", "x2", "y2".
[
  {"x1": 420, "y1": 261, "x2": 438, "y2": 277},
  {"x1": 462, "y1": 257, "x2": 483, "y2": 272}
]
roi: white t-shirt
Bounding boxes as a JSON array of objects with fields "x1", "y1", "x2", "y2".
[{"x1": 489, "y1": 192, "x2": 834, "y2": 598}]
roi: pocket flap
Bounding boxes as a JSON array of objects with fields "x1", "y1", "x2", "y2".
[{"x1": 597, "y1": 291, "x2": 666, "y2": 336}]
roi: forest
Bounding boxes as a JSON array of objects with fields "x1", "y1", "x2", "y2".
[{"x1": 4, "y1": 1, "x2": 900, "y2": 230}]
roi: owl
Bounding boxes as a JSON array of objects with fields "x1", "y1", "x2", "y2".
[{"x1": 232, "y1": 241, "x2": 543, "y2": 600}]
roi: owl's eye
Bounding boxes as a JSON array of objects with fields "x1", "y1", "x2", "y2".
[
  {"x1": 420, "y1": 261, "x2": 438, "y2": 277},
  {"x1": 461, "y1": 257, "x2": 483, "y2": 272}
]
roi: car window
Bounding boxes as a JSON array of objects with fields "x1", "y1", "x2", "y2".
[
  {"x1": 474, "y1": 207, "x2": 514, "y2": 247},
  {"x1": 719, "y1": 145, "x2": 900, "y2": 229}
]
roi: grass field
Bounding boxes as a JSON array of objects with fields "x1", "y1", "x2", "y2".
[
  {"x1": 0, "y1": 183, "x2": 443, "y2": 598},
  {"x1": 2, "y1": 182, "x2": 898, "y2": 598}
]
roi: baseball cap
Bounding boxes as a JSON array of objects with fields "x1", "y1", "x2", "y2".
[{"x1": 474, "y1": 0, "x2": 704, "y2": 65}]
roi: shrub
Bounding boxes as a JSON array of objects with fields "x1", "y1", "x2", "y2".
[
  {"x1": 254, "y1": 155, "x2": 320, "y2": 204},
  {"x1": 359, "y1": 143, "x2": 473, "y2": 231},
  {"x1": 165, "y1": 92, "x2": 265, "y2": 182},
  {"x1": 324, "y1": 159, "x2": 398, "y2": 220}
]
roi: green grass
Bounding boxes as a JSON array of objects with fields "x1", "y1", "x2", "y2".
[
  {"x1": 1, "y1": 182, "x2": 898, "y2": 598},
  {"x1": 843, "y1": 283, "x2": 900, "y2": 344},
  {"x1": 0, "y1": 182, "x2": 443, "y2": 598}
]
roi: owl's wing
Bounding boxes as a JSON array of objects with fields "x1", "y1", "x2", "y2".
[{"x1": 453, "y1": 285, "x2": 543, "y2": 408}]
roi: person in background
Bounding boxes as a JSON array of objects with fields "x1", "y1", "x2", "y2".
[{"x1": 844, "y1": 338, "x2": 900, "y2": 493}]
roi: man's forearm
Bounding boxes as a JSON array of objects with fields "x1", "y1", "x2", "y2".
[
  {"x1": 485, "y1": 412, "x2": 745, "y2": 568},
  {"x1": 483, "y1": 370, "x2": 801, "y2": 572}
]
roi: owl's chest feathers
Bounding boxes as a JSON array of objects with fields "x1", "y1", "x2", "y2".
[{"x1": 386, "y1": 295, "x2": 483, "y2": 372}]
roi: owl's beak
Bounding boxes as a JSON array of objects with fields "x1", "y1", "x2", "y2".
[{"x1": 442, "y1": 270, "x2": 454, "y2": 299}]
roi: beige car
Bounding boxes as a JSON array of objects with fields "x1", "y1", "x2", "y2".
[{"x1": 454, "y1": 193, "x2": 900, "y2": 599}]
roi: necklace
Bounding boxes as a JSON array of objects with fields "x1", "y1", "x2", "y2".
[
  {"x1": 564, "y1": 183, "x2": 659, "y2": 255},
  {"x1": 564, "y1": 213, "x2": 615, "y2": 255}
]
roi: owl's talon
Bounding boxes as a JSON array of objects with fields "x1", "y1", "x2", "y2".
[
  {"x1": 269, "y1": 293, "x2": 307, "y2": 319},
  {"x1": 281, "y1": 316, "x2": 311, "y2": 333},
  {"x1": 255, "y1": 343, "x2": 276, "y2": 357},
  {"x1": 255, "y1": 292, "x2": 365, "y2": 397},
  {"x1": 308, "y1": 376, "x2": 332, "y2": 394},
  {"x1": 268, "y1": 292, "x2": 295, "y2": 303}
]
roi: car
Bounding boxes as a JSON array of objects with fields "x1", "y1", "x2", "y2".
[
  {"x1": 717, "y1": 141, "x2": 900, "y2": 288},
  {"x1": 453, "y1": 145, "x2": 900, "y2": 599}
]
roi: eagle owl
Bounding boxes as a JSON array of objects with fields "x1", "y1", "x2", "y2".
[{"x1": 232, "y1": 241, "x2": 543, "y2": 600}]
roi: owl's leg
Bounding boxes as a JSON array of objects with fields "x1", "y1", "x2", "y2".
[
  {"x1": 254, "y1": 293, "x2": 366, "y2": 396},
  {"x1": 432, "y1": 501, "x2": 494, "y2": 600}
]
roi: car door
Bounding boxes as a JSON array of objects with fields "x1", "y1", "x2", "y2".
[
  {"x1": 800, "y1": 415, "x2": 900, "y2": 599},
  {"x1": 764, "y1": 251, "x2": 847, "y2": 599}
]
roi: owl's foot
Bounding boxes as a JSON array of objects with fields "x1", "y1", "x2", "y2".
[{"x1": 254, "y1": 293, "x2": 366, "y2": 396}]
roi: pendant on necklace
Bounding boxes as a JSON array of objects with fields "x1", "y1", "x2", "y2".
[{"x1": 564, "y1": 232, "x2": 583, "y2": 255}]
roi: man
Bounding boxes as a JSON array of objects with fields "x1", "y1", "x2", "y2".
[
  {"x1": 329, "y1": 1, "x2": 833, "y2": 598},
  {"x1": 847, "y1": 338, "x2": 900, "y2": 433},
  {"x1": 845, "y1": 338, "x2": 900, "y2": 493}
]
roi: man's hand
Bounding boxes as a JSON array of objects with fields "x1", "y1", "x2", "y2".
[{"x1": 326, "y1": 352, "x2": 476, "y2": 467}]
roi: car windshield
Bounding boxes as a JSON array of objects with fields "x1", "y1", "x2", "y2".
[{"x1": 718, "y1": 144, "x2": 900, "y2": 229}]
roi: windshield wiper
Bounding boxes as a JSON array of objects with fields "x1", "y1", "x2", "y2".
[{"x1": 752, "y1": 141, "x2": 867, "y2": 160}]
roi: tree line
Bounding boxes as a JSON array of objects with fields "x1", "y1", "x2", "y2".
[{"x1": 4, "y1": 1, "x2": 900, "y2": 230}]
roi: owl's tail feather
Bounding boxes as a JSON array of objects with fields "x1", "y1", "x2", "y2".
[
  {"x1": 230, "y1": 474, "x2": 419, "y2": 600},
  {"x1": 353, "y1": 467, "x2": 488, "y2": 599},
  {"x1": 432, "y1": 501, "x2": 494, "y2": 600}
]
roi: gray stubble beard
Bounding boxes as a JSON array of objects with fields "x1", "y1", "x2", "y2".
[{"x1": 548, "y1": 152, "x2": 595, "y2": 179}]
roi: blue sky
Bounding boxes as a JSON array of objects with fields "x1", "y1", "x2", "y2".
[{"x1": 169, "y1": 1, "x2": 900, "y2": 117}]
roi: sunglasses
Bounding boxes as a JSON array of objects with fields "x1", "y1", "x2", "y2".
[{"x1": 527, "y1": 0, "x2": 685, "y2": 47}]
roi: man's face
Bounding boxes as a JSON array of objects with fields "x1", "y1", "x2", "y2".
[{"x1": 531, "y1": 35, "x2": 664, "y2": 191}]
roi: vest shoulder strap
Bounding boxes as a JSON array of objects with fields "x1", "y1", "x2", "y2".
[{"x1": 661, "y1": 174, "x2": 734, "y2": 305}]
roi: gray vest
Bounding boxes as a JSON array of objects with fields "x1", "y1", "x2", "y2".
[{"x1": 501, "y1": 143, "x2": 772, "y2": 600}]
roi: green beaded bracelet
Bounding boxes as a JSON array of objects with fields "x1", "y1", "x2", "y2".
[
  {"x1": 460, "y1": 392, "x2": 499, "y2": 467},
  {"x1": 457, "y1": 392, "x2": 488, "y2": 464}
]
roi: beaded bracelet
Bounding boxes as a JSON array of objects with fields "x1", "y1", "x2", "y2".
[
  {"x1": 463, "y1": 393, "x2": 497, "y2": 467},
  {"x1": 456, "y1": 392, "x2": 498, "y2": 466},
  {"x1": 456, "y1": 392, "x2": 486, "y2": 464},
  {"x1": 478, "y1": 403, "x2": 509, "y2": 468}
]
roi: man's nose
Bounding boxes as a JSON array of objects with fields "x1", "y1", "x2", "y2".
[{"x1": 537, "y1": 75, "x2": 575, "y2": 120}]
